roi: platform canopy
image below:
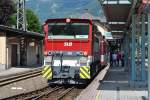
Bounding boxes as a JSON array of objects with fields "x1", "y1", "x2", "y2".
[
  {"x1": 99, "y1": 0, "x2": 148, "y2": 39},
  {"x1": 0, "y1": 25, "x2": 44, "y2": 39}
]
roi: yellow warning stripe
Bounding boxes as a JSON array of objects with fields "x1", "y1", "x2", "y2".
[
  {"x1": 80, "y1": 67, "x2": 90, "y2": 76},
  {"x1": 80, "y1": 68, "x2": 90, "y2": 79},
  {"x1": 42, "y1": 65, "x2": 52, "y2": 79},
  {"x1": 42, "y1": 66, "x2": 50, "y2": 74},
  {"x1": 82, "y1": 66, "x2": 89, "y2": 72},
  {"x1": 80, "y1": 67, "x2": 90, "y2": 79},
  {"x1": 47, "y1": 72, "x2": 52, "y2": 79},
  {"x1": 81, "y1": 66, "x2": 90, "y2": 75},
  {"x1": 79, "y1": 72, "x2": 90, "y2": 79},
  {"x1": 42, "y1": 68, "x2": 51, "y2": 78},
  {"x1": 80, "y1": 71, "x2": 89, "y2": 79},
  {"x1": 79, "y1": 73, "x2": 86, "y2": 79}
]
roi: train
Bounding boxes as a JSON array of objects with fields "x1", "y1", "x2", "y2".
[{"x1": 43, "y1": 18, "x2": 109, "y2": 84}]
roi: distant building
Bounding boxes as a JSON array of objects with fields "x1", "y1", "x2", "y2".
[{"x1": 0, "y1": 25, "x2": 44, "y2": 71}]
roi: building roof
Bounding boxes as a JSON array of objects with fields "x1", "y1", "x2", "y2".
[{"x1": 0, "y1": 25, "x2": 44, "y2": 40}]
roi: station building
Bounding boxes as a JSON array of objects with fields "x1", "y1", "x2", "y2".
[{"x1": 0, "y1": 25, "x2": 44, "y2": 71}]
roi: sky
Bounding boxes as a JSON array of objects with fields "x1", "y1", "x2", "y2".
[{"x1": 26, "y1": 0, "x2": 106, "y2": 23}]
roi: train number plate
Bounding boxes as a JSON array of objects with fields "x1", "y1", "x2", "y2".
[{"x1": 64, "y1": 42, "x2": 72, "y2": 46}]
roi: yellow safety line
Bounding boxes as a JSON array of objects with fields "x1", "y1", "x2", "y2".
[{"x1": 95, "y1": 90, "x2": 101, "y2": 100}]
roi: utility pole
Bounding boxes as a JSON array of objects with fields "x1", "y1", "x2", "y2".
[
  {"x1": 17, "y1": 0, "x2": 27, "y2": 66},
  {"x1": 17, "y1": 0, "x2": 26, "y2": 31}
]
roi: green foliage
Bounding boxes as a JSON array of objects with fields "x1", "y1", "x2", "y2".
[
  {"x1": 8, "y1": 8, "x2": 41, "y2": 33},
  {"x1": 26, "y1": 9, "x2": 41, "y2": 33},
  {"x1": 0, "y1": 0, "x2": 16, "y2": 25},
  {"x1": 8, "y1": 14, "x2": 16, "y2": 26},
  {"x1": 0, "y1": 0, "x2": 41, "y2": 32}
]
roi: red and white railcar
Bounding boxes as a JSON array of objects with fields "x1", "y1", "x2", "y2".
[{"x1": 43, "y1": 18, "x2": 108, "y2": 84}]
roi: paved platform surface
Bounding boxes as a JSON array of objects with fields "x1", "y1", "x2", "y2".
[
  {"x1": 77, "y1": 66, "x2": 148, "y2": 100},
  {"x1": 0, "y1": 65, "x2": 41, "y2": 78}
]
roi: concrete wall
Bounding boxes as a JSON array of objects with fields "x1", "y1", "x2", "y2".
[{"x1": 0, "y1": 32, "x2": 6, "y2": 71}]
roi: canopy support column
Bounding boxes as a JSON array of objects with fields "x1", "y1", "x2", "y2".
[
  {"x1": 131, "y1": 14, "x2": 136, "y2": 81},
  {"x1": 141, "y1": 14, "x2": 146, "y2": 81},
  {"x1": 147, "y1": 10, "x2": 150, "y2": 100}
]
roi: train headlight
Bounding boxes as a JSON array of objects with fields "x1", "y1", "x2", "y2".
[
  {"x1": 83, "y1": 51, "x2": 88, "y2": 56},
  {"x1": 77, "y1": 51, "x2": 88, "y2": 56},
  {"x1": 48, "y1": 51, "x2": 53, "y2": 56}
]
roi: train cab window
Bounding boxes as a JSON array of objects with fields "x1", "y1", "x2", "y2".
[{"x1": 48, "y1": 23, "x2": 89, "y2": 39}]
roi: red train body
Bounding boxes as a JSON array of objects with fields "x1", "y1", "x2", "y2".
[{"x1": 43, "y1": 18, "x2": 108, "y2": 84}]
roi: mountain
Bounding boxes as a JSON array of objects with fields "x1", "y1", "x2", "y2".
[{"x1": 26, "y1": 0, "x2": 106, "y2": 23}]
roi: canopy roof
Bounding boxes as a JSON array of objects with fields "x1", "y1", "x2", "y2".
[
  {"x1": 0, "y1": 25, "x2": 44, "y2": 39},
  {"x1": 100, "y1": 0, "x2": 148, "y2": 39}
]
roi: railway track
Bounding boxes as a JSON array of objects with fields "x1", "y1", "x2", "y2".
[
  {"x1": 24, "y1": 86, "x2": 75, "y2": 100},
  {"x1": 27, "y1": 86, "x2": 63, "y2": 100},
  {"x1": 0, "y1": 67, "x2": 85, "y2": 100},
  {"x1": 42, "y1": 87, "x2": 75, "y2": 100},
  {"x1": 0, "y1": 68, "x2": 42, "y2": 86},
  {"x1": 5, "y1": 85, "x2": 82, "y2": 100},
  {"x1": 56, "y1": 87, "x2": 75, "y2": 100}
]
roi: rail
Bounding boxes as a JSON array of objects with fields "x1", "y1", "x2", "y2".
[
  {"x1": 57, "y1": 87, "x2": 75, "y2": 100},
  {"x1": 31, "y1": 86, "x2": 63, "y2": 100},
  {"x1": 0, "y1": 68, "x2": 42, "y2": 86}
]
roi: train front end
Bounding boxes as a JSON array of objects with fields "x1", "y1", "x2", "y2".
[{"x1": 43, "y1": 18, "x2": 92, "y2": 84}]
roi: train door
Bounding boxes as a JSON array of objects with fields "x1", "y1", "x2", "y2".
[{"x1": 11, "y1": 44, "x2": 18, "y2": 67}]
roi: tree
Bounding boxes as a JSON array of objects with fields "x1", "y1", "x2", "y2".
[
  {"x1": 1, "y1": 0, "x2": 41, "y2": 32},
  {"x1": 8, "y1": 8, "x2": 41, "y2": 33},
  {"x1": 8, "y1": 13, "x2": 16, "y2": 26},
  {"x1": 26, "y1": 9, "x2": 41, "y2": 32},
  {"x1": 0, "y1": 0, "x2": 16, "y2": 25}
]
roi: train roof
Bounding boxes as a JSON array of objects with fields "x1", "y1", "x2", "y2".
[
  {"x1": 92, "y1": 20, "x2": 112, "y2": 40},
  {"x1": 45, "y1": 18, "x2": 92, "y2": 24},
  {"x1": 92, "y1": 20, "x2": 110, "y2": 31}
]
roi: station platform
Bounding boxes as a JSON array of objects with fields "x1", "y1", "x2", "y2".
[
  {"x1": 0, "y1": 65, "x2": 42, "y2": 78},
  {"x1": 77, "y1": 65, "x2": 148, "y2": 100}
]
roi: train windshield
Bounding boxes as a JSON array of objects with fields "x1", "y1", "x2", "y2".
[{"x1": 48, "y1": 23, "x2": 89, "y2": 39}]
